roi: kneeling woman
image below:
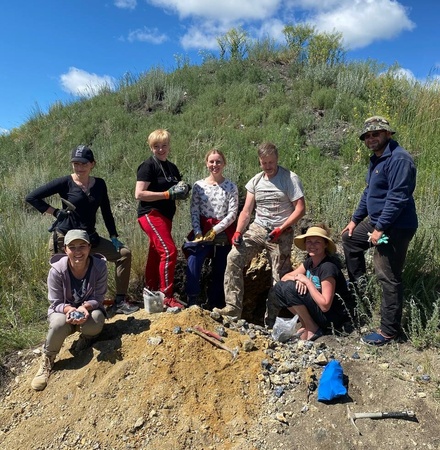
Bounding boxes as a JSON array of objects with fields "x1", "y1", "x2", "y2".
[
  {"x1": 31, "y1": 230, "x2": 107, "y2": 391},
  {"x1": 267, "y1": 225, "x2": 350, "y2": 341}
]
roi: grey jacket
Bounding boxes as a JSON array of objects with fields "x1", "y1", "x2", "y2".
[{"x1": 47, "y1": 253, "x2": 107, "y2": 316}]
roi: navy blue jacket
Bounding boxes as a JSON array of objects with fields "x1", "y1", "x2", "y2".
[{"x1": 352, "y1": 140, "x2": 418, "y2": 231}]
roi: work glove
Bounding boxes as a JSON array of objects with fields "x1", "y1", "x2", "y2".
[
  {"x1": 367, "y1": 232, "x2": 389, "y2": 245},
  {"x1": 377, "y1": 234, "x2": 389, "y2": 245},
  {"x1": 53, "y1": 208, "x2": 69, "y2": 221},
  {"x1": 266, "y1": 227, "x2": 282, "y2": 242},
  {"x1": 232, "y1": 231, "x2": 243, "y2": 247},
  {"x1": 193, "y1": 233, "x2": 203, "y2": 242},
  {"x1": 164, "y1": 181, "x2": 191, "y2": 201},
  {"x1": 203, "y1": 229, "x2": 216, "y2": 241},
  {"x1": 111, "y1": 236, "x2": 124, "y2": 251}
]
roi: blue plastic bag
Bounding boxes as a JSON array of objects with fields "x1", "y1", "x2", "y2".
[{"x1": 317, "y1": 359, "x2": 347, "y2": 402}]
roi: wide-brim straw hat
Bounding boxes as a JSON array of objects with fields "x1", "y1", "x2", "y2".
[{"x1": 294, "y1": 226, "x2": 336, "y2": 254}]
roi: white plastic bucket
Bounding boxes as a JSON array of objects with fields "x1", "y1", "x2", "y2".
[{"x1": 143, "y1": 288, "x2": 164, "y2": 313}]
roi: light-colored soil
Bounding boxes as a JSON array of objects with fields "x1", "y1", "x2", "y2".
[{"x1": 0, "y1": 306, "x2": 439, "y2": 450}]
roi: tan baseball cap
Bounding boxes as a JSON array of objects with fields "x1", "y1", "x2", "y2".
[{"x1": 64, "y1": 229, "x2": 90, "y2": 246}]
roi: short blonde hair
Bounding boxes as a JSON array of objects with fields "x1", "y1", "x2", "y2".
[
  {"x1": 205, "y1": 148, "x2": 226, "y2": 165},
  {"x1": 148, "y1": 129, "x2": 170, "y2": 148}
]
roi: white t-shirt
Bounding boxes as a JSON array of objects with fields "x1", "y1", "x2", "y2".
[
  {"x1": 190, "y1": 178, "x2": 239, "y2": 235},
  {"x1": 245, "y1": 166, "x2": 304, "y2": 228}
]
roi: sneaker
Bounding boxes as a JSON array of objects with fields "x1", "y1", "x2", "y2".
[
  {"x1": 164, "y1": 297, "x2": 185, "y2": 309},
  {"x1": 112, "y1": 302, "x2": 139, "y2": 316},
  {"x1": 361, "y1": 329, "x2": 396, "y2": 346},
  {"x1": 212, "y1": 304, "x2": 241, "y2": 319}
]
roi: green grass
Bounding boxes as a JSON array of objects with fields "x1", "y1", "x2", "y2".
[{"x1": 1, "y1": 30, "x2": 440, "y2": 360}]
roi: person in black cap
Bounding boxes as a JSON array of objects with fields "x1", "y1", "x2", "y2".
[
  {"x1": 26, "y1": 145, "x2": 139, "y2": 316},
  {"x1": 341, "y1": 116, "x2": 417, "y2": 346}
]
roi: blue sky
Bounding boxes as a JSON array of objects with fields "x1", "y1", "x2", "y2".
[{"x1": 1, "y1": 0, "x2": 439, "y2": 134}]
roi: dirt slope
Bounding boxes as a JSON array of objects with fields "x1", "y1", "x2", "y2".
[{"x1": 0, "y1": 306, "x2": 439, "y2": 450}]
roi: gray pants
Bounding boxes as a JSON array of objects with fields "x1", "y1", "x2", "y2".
[
  {"x1": 223, "y1": 222, "x2": 293, "y2": 313},
  {"x1": 44, "y1": 311, "x2": 105, "y2": 357}
]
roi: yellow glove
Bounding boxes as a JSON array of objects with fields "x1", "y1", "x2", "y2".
[
  {"x1": 203, "y1": 229, "x2": 216, "y2": 241},
  {"x1": 193, "y1": 233, "x2": 203, "y2": 242}
]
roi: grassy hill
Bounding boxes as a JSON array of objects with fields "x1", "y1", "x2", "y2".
[{"x1": 0, "y1": 29, "x2": 439, "y2": 359}]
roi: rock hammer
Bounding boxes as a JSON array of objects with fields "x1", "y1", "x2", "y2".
[
  {"x1": 347, "y1": 405, "x2": 416, "y2": 435},
  {"x1": 187, "y1": 327, "x2": 238, "y2": 362}
]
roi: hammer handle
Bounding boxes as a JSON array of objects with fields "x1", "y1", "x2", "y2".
[
  {"x1": 354, "y1": 410, "x2": 415, "y2": 419},
  {"x1": 382, "y1": 411, "x2": 415, "y2": 419},
  {"x1": 194, "y1": 325, "x2": 224, "y2": 342},
  {"x1": 191, "y1": 328, "x2": 231, "y2": 352}
]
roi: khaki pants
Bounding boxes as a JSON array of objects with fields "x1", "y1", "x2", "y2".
[
  {"x1": 44, "y1": 310, "x2": 105, "y2": 356},
  {"x1": 223, "y1": 222, "x2": 293, "y2": 313}
]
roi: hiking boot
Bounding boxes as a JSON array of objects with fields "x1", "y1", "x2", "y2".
[
  {"x1": 212, "y1": 304, "x2": 241, "y2": 319},
  {"x1": 114, "y1": 301, "x2": 139, "y2": 315},
  {"x1": 31, "y1": 354, "x2": 55, "y2": 391},
  {"x1": 164, "y1": 297, "x2": 185, "y2": 309}
]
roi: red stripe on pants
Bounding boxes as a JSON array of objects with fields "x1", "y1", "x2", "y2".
[{"x1": 138, "y1": 210, "x2": 177, "y2": 298}]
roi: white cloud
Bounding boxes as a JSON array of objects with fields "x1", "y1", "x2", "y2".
[
  {"x1": 60, "y1": 68, "x2": 116, "y2": 97},
  {"x1": 180, "y1": 21, "x2": 231, "y2": 50},
  {"x1": 389, "y1": 67, "x2": 416, "y2": 81},
  {"x1": 0, "y1": 127, "x2": 9, "y2": 136},
  {"x1": 307, "y1": 0, "x2": 415, "y2": 50},
  {"x1": 254, "y1": 18, "x2": 286, "y2": 42},
  {"x1": 145, "y1": 0, "x2": 414, "y2": 54},
  {"x1": 127, "y1": 27, "x2": 168, "y2": 44},
  {"x1": 148, "y1": 0, "x2": 281, "y2": 21},
  {"x1": 114, "y1": 0, "x2": 137, "y2": 9}
]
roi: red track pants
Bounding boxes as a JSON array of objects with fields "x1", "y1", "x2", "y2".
[{"x1": 138, "y1": 210, "x2": 177, "y2": 299}]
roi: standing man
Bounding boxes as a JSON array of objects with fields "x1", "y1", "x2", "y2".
[
  {"x1": 342, "y1": 116, "x2": 417, "y2": 346},
  {"x1": 213, "y1": 142, "x2": 306, "y2": 319}
]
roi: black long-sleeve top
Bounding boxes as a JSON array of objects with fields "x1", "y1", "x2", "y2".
[{"x1": 26, "y1": 175, "x2": 118, "y2": 237}]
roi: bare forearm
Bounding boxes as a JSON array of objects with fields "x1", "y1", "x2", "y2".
[
  {"x1": 135, "y1": 190, "x2": 167, "y2": 201},
  {"x1": 280, "y1": 198, "x2": 305, "y2": 231},
  {"x1": 235, "y1": 211, "x2": 251, "y2": 234}
]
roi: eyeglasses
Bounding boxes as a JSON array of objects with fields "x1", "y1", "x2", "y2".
[{"x1": 363, "y1": 131, "x2": 384, "y2": 139}]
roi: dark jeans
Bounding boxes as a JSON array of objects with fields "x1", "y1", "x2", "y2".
[
  {"x1": 185, "y1": 243, "x2": 231, "y2": 308},
  {"x1": 342, "y1": 221, "x2": 416, "y2": 336}
]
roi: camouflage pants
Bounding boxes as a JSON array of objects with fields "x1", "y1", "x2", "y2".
[{"x1": 223, "y1": 222, "x2": 293, "y2": 313}]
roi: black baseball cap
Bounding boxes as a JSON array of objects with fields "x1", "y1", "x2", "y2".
[{"x1": 70, "y1": 145, "x2": 95, "y2": 163}]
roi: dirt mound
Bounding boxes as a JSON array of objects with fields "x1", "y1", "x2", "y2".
[{"x1": 0, "y1": 306, "x2": 439, "y2": 450}]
